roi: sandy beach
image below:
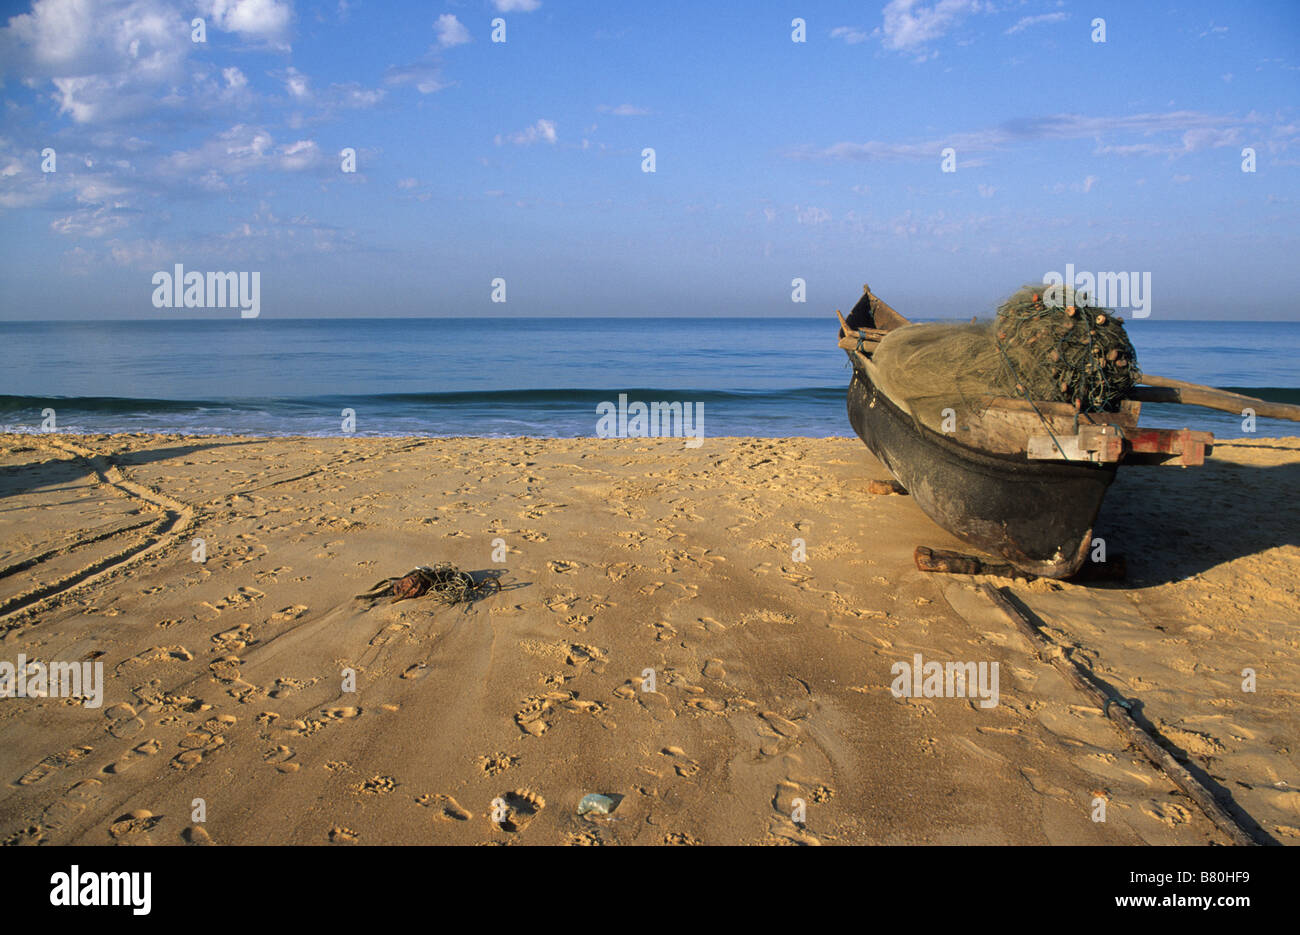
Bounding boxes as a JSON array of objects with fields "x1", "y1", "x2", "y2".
[{"x1": 0, "y1": 431, "x2": 1297, "y2": 846}]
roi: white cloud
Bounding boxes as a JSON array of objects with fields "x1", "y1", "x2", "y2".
[
  {"x1": 282, "y1": 66, "x2": 311, "y2": 100},
  {"x1": 199, "y1": 0, "x2": 294, "y2": 46},
  {"x1": 1005, "y1": 12, "x2": 1067, "y2": 35},
  {"x1": 880, "y1": 0, "x2": 983, "y2": 52},
  {"x1": 798, "y1": 111, "x2": 1259, "y2": 163},
  {"x1": 435, "y1": 13, "x2": 470, "y2": 48},
  {"x1": 1048, "y1": 175, "x2": 1099, "y2": 194},
  {"x1": 159, "y1": 124, "x2": 326, "y2": 187},
  {"x1": 830, "y1": 26, "x2": 870, "y2": 45},
  {"x1": 385, "y1": 61, "x2": 449, "y2": 94},
  {"x1": 2, "y1": 0, "x2": 193, "y2": 124},
  {"x1": 52, "y1": 204, "x2": 129, "y2": 238},
  {"x1": 597, "y1": 103, "x2": 648, "y2": 116},
  {"x1": 796, "y1": 205, "x2": 831, "y2": 225},
  {"x1": 495, "y1": 118, "x2": 557, "y2": 146},
  {"x1": 325, "y1": 83, "x2": 384, "y2": 109},
  {"x1": 492, "y1": 0, "x2": 541, "y2": 12},
  {"x1": 223, "y1": 66, "x2": 248, "y2": 90},
  {"x1": 277, "y1": 138, "x2": 320, "y2": 170}
]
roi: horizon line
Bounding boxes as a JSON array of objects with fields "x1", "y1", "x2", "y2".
[{"x1": 3, "y1": 315, "x2": 1299, "y2": 324}]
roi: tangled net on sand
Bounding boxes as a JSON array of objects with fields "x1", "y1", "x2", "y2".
[
  {"x1": 354, "y1": 562, "x2": 499, "y2": 606},
  {"x1": 994, "y1": 283, "x2": 1140, "y2": 412}
]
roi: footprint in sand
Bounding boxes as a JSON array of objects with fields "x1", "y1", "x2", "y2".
[
  {"x1": 269, "y1": 677, "x2": 311, "y2": 699},
  {"x1": 1143, "y1": 800, "x2": 1194, "y2": 827},
  {"x1": 132, "y1": 682, "x2": 202, "y2": 714},
  {"x1": 208, "y1": 655, "x2": 242, "y2": 684},
  {"x1": 564, "y1": 830, "x2": 603, "y2": 846},
  {"x1": 329, "y1": 826, "x2": 359, "y2": 844},
  {"x1": 561, "y1": 614, "x2": 592, "y2": 632},
  {"x1": 270, "y1": 604, "x2": 309, "y2": 622},
  {"x1": 254, "y1": 566, "x2": 292, "y2": 584},
  {"x1": 104, "y1": 703, "x2": 145, "y2": 739},
  {"x1": 201, "y1": 587, "x2": 265, "y2": 616},
  {"x1": 182, "y1": 825, "x2": 214, "y2": 845},
  {"x1": 264, "y1": 745, "x2": 299, "y2": 773},
  {"x1": 171, "y1": 714, "x2": 237, "y2": 771},
  {"x1": 211, "y1": 624, "x2": 255, "y2": 652},
  {"x1": 103, "y1": 739, "x2": 161, "y2": 776},
  {"x1": 660, "y1": 746, "x2": 700, "y2": 778},
  {"x1": 686, "y1": 696, "x2": 727, "y2": 714},
  {"x1": 109, "y1": 809, "x2": 163, "y2": 845},
  {"x1": 417, "y1": 794, "x2": 473, "y2": 821},
  {"x1": 355, "y1": 775, "x2": 397, "y2": 795},
  {"x1": 760, "y1": 710, "x2": 803, "y2": 739},
  {"x1": 514, "y1": 691, "x2": 604, "y2": 736},
  {"x1": 321, "y1": 705, "x2": 361, "y2": 720},
  {"x1": 17, "y1": 745, "x2": 93, "y2": 786},
  {"x1": 606, "y1": 562, "x2": 637, "y2": 581},
  {"x1": 544, "y1": 592, "x2": 579, "y2": 614},
  {"x1": 613, "y1": 677, "x2": 674, "y2": 721},
  {"x1": 492, "y1": 789, "x2": 545, "y2": 833},
  {"x1": 114, "y1": 646, "x2": 194, "y2": 675},
  {"x1": 32, "y1": 778, "x2": 105, "y2": 838},
  {"x1": 477, "y1": 753, "x2": 519, "y2": 776},
  {"x1": 649, "y1": 621, "x2": 676, "y2": 642},
  {"x1": 663, "y1": 832, "x2": 701, "y2": 845},
  {"x1": 401, "y1": 663, "x2": 431, "y2": 680}
]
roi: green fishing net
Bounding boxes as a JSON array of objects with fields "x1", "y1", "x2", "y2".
[
  {"x1": 994, "y1": 283, "x2": 1140, "y2": 412},
  {"x1": 867, "y1": 283, "x2": 1140, "y2": 432}
]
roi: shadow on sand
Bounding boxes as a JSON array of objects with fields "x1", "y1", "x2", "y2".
[
  {"x1": 0, "y1": 439, "x2": 265, "y2": 501},
  {"x1": 1092, "y1": 446, "x2": 1300, "y2": 587}
]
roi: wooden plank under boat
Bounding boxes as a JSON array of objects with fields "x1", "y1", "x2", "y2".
[{"x1": 837, "y1": 285, "x2": 1212, "y2": 579}]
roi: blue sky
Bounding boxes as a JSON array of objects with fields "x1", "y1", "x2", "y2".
[{"x1": 0, "y1": 0, "x2": 1297, "y2": 320}]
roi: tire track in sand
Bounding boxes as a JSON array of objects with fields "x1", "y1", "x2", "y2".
[{"x1": 0, "y1": 437, "x2": 197, "y2": 629}]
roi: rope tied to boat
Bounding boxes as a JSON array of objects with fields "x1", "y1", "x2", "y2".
[{"x1": 992, "y1": 334, "x2": 1073, "y2": 462}]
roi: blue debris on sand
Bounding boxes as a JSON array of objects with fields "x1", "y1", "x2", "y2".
[{"x1": 577, "y1": 793, "x2": 619, "y2": 816}]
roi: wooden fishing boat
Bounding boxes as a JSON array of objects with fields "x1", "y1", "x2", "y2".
[{"x1": 836, "y1": 284, "x2": 1297, "y2": 579}]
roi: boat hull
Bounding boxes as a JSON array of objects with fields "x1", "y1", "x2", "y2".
[{"x1": 846, "y1": 364, "x2": 1116, "y2": 578}]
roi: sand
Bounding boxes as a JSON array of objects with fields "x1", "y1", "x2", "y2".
[{"x1": 0, "y1": 431, "x2": 1296, "y2": 846}]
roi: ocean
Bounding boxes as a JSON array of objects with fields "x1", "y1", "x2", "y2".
[{"x1": 1, "y1": 318, "x2": 1297, "y2": 440}]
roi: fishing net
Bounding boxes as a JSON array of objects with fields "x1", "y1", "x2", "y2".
[
  {"x1": 867, "y1": 283, "x2": 1140, "y2": 433},
  {"x1": 354, "y1": 562, "x2": 500, "y2": 607},
  {"x1": 994, "y1": 283, "x2": 1140, "y2": 412}
]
